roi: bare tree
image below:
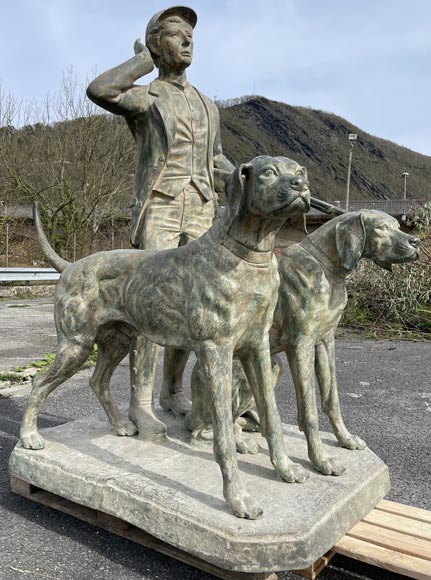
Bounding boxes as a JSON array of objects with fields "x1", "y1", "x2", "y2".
[{"x1": 0, "y1": 70, "x2": 135, "y2": 260}]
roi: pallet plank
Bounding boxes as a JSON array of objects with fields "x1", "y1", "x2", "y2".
[
  {"x1": 334, "y1": 536, "x2": 431, "y2": 580},
  {"x1": 347, "y1": 520, "x2": 431, "y2": 562},
  {"x1": 10, "y1": 476, "x2": 33, "y2": 496},
  {"x1": 363, "y1": 510, "x2": 431, "y2": 541},
  {"x1": 376, "y1": 500, "x2": 431, "y2": 525},
  {"x1": 292, "y1": 552, "x2": 334, "y2": 579}
]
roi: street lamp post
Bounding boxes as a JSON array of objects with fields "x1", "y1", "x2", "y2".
[
  {"x1": 402, "y1": 172, "x2": 409, "y2": 201},
  {"x1": 346, "y1": 133, "x2": 357, "y2": 211}
]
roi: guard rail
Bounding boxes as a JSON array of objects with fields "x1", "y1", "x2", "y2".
[{"x1": 0, "y1": 268, "x2": 60, "y2": 283}]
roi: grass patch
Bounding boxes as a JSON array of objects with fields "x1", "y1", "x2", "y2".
[
  {"x1": 7, "y1": 304, "x2": 31, "y2": 308},
  {"x1": 0, "y1": 347, "x2": 98, "y2": 385},
  {"x1": 31, "y1": 353, "x2": 55, "y2": 369},
  {"x1": 0, "y1": 372, "x2": 23, "y2": 382},
  {"x1": 83, "y1": 345, "x2": 98, "y2": 368}
]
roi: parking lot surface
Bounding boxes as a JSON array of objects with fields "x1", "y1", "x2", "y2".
[{"x1": 0, "y1": 298, "x2": 430, "y2": 580}]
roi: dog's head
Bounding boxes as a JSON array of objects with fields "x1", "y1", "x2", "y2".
[
  {"x1": 226, "y1": 156, "x2": 311, "y2": 220},
  {"x1": 335, "y1": 210, "x2": 420, "y2": 271}
]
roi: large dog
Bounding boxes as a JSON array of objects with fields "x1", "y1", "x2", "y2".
[
  {"x1": 20, "y1": 155, "x2": 311, "y2": 519},
  {"x1": 187, "y1": 210, "x2": 420, "y2": 474}
]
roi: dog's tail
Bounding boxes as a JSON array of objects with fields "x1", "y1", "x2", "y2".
[{"x1": 33, "y1": 202, "x2": 70, "y2": 273}]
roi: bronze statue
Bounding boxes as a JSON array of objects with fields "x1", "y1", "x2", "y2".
[
  {"x1": 187, "y1": 210, "x2": 420, "y2": 474},
  {"x1": 87, "y1": 6, "x2": 234, "y2": 436},
  {"x1": 21, "y1": 155, "x2": 311, "y2": 518}
]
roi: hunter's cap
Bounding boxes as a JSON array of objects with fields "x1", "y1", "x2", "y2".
[{"x1": 145, "y1": 6, "x2": 197, "y2": 44}]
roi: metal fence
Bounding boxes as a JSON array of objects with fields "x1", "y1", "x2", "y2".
[
  {"x1": 327, "y1": 199, "x2": 424, "y2": 215},
  {"x1": 0, "y1": 200, "x2": 426, "y2": 220},
  {"x1": 0, "y1": 205, "x2": 32, "y2": 219},
  {"x1": 0, "y1": 268, "x2": 60, "y2": 283}
]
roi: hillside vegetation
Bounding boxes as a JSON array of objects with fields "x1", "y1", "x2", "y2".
[
  {"x1": 1, "y1": 90, "x2": 430, "y2": 262},
  {"x1": 219, "y1": 97, "x2": 431, "y2": 202}
]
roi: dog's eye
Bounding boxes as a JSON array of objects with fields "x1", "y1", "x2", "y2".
[
  {"x1": 262, "y1": 168, "x2": 276, "y2": 177},
  {"x1": 378, "y1": 224, "x2": 389, "y2": 231}
]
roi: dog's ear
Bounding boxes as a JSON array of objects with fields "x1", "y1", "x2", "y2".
[
  {"x1": 300, "y1": 166, "x2": 308, "y2": 181},
  {"x1": 335, "y1": 212, "x2": 366, "y2": 270},
  {"x1": 226, "y1": 163, "x2": 253, "y2": 213}
]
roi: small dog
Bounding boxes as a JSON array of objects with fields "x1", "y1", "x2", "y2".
[
  {"x1": 188, "y1": 210, "x2": 420, "y2": 475},
  {"x1": 20, "y1": 155, "x2": 311, "y2": 519}
]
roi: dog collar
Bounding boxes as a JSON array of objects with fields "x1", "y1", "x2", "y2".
[
  {"x1": 300, "y1": 239, "x2": 346, "y2": 283},
  {"x1": 211, "y1": 225, "x2": 274, "y2": 266}
]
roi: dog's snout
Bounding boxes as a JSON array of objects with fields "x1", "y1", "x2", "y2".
[
  {"x1": 409, "y1": 236, "x2": 420, "y2": 249},
  {"x1": 289, "y1": 175, "x2": 309, "y2": 192}
]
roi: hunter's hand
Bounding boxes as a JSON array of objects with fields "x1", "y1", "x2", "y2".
[{"x1": 134, "y1": 38, "x2": 149, "y2": 56}]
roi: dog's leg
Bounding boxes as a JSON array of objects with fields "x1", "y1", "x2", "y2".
[
  {"x1": 240, "y1": 340, "x2": 308, "y2": 484},
  {"x1": 199, "y1": 343, "x2": 263, "y2": 519},
  {"x1": 233, "y1": 421, "x2": 260, "y2": 455},
  {"x1": 233, "y1": 354, "x2": 280, "y2": 436},
  {"x1": 187, "y1": 357, "x2": 260, "y2": 454},
  {"x1": 160, "y1": 348, "x2": 191, "y2": 416},
  {"x1": 286, "y1": 342, "x2": 345, "y2": 476},
  {"x1": 89, "y1": 331, "x2": 137, "y2": 437},
  {"x1": 232, "y1": 356, "x2": 283, "y2": 455},
  {"x1": 233, "y1": 357, "x2": 262, "y2": 434},
  {"x1": 129, "y1": 336, "x2": 167, "y2": 437},
  {"x1": 316, "y1": 339, "x2": 366, "y2": 450},
  {"x1": 20, "y1": 339, "x2": 94, "y2": 449}
]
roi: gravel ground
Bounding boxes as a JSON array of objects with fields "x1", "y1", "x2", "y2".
[{"x1": 0, "y1": 298, "x2": 430, "y2": 580}]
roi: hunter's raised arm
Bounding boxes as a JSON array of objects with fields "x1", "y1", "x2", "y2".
[{"x1": 86, "y1": 42, "x2": 154, "y2": 115}]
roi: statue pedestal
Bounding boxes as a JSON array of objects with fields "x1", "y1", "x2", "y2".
[{"x1": 9, "y1": 409, "x2": 389, "y2": 574}]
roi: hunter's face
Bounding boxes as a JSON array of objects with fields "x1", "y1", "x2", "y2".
[{"x1": 158, "y1": 20, "x2": 193, "y2": 68}]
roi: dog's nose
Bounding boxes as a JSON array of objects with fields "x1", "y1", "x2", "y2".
[
  {"x1": 289, "y1": 175, "x2": 309, "y2": 192},
  {"x1": 409, "y1": 236, "x2": 420, "y2": 249}
]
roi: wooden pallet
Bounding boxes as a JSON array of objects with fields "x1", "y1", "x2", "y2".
[
  {"x1": 10, "y1": 476, "x2": 431, "y2": 580},
  {"x1": 333, "y1": 499, "x2": 431, "y2": 580},
  {"x1": 10, "y1": 476, "x2": 277, "y2": 580},
  {"x1": 295, "y1": 499, "x2": 431, "y2": 580}
]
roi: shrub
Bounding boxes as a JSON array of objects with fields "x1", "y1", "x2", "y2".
[{"x1": 343, "y1": 215, "x2": 431, "y2": 338}]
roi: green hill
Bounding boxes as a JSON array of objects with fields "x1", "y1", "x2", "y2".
[
  {"x1": 1, "y1": 95, "x2": 430, "y2": 210},
  {"x1": 219, "y1": 96, "x2": 431, "y2": 202}
]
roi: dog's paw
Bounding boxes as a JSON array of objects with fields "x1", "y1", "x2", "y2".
[
  {"x1": 236, "y1": 411, "x2": 261, "y2": 432},
  {"x1": 279, "y1": 462, "x2": 309, "y2": 483},
  {"x1": 20, "y1": 432, "x2": 45, "y2": 450},
  {"x1": 160, "y1": 393, "x2": 192, "y2": 417},
  {"x1": 129, "y1": 407, "x2": 167, "y2": 435},
  {"x1": 115, "y1": 420, "x2": 138, "y2": 437},
  {"x1": 235, "y1": 436, "x2": 260, "y2": 455},
  {"x1": 340, "y1": 434, "x2": 366, "y2": 450},
  {"x1": 225, "y1": 480, "x2": 264, "y2": 519},
  {"x1": 314, "y1": 457, "x2": 346, "y2": 476},
  {"x1": 230, "y1": 495, "x2": 264, "y2": 519}
]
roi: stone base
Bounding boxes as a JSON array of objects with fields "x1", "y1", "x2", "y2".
[{"x1": 9, "y1": 409, "x2": 390, "y2": 573}]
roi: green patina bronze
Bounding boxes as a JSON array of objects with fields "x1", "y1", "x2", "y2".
[
  {"x1": 86, "y1": 6, "x2": 235, "y2": 436},
  {"x1": 188, "y1": 210, "x2": 420, "y2": 475},
  {"x1": 20, "y1": 155, "x2": 311, "y2": 519},
  {"x1": 17, "y1": 6, "x2": 420, "y2": 525}
]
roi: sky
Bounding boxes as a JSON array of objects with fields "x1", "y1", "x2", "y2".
[{"x1": 1, "y1": 0, "x2": 430, "y2": 155}]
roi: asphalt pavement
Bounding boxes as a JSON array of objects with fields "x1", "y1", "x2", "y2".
[{"x1": 0, "y1": 298, "x2": 430, "y2": 580}]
